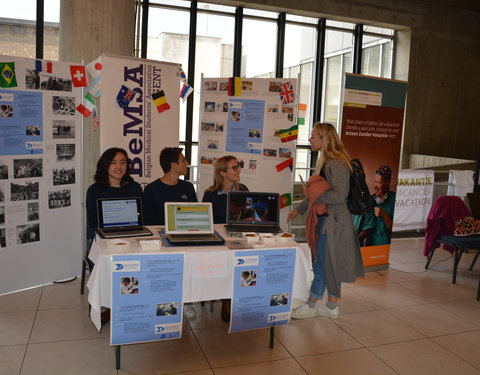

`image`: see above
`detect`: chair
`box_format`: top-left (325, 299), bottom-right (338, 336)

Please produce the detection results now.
top-left (80, 238), bottom-right (93, 295)
top-left (424, 195), bottom-right (480, 284)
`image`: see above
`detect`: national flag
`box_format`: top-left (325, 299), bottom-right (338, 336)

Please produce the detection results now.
top-left (179, 83), bottom-right (193, 102)
top-left (276, 157), bottom-right (294, 172)
top-left (298, 103), bottom-right (307, 125)
top-left (280, 193), bottom-right (292, 208)
top-left (279, 81), bottom-right (295, 104)
top-left (35, 60), bottom-right (53, 73)
top-left (178, 68), bottom-right (187, 82)
top-left (92, 108), bottom-right (99, 132)
top-left (152, 90), bottom-right (171, 113)
top-left (116, 85), bottom-right (136, 108)
top-left (0, 62), bottom-right (18, 88)
top-left (70, 65), bottom-right (88, 87)
top-left (86, 56), bottom-right (103, 78)
top-left (87, 75), bottom-right (101, 97)
top-left (76, 93), bottom-right (95, 117)
top-left (228, 77), bottom-right (242, 96)
top-left (279, 125), bottom-right (298, 143)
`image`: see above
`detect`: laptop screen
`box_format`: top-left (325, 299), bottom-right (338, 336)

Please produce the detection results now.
top-left (165, 202), bottom-right (214, 234)
top-left (227, 191), bottom-right (279, 226)
top-left (97, 198), bottom-right (142, 228)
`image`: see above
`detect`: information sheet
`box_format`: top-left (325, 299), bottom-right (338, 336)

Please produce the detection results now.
top-left (111, 253), bottom-right (184, 345)
top-left (229, 248), bottom-right (296, 333)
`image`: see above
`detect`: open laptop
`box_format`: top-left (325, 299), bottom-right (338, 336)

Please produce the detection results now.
top-left (165, 202), bottom-right (225, 246)
top-left (225, 191), bottom-right (282, 233)
top-left (96, 197), bottom-right (153, 239)
top-left (467, 193), bottom-right (480, 219)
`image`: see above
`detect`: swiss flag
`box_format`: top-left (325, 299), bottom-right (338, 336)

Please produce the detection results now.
top-left (70, 65), bottom-right (87, 87)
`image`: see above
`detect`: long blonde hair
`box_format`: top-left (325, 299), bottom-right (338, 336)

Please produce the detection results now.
top-left (205, 155), bottom-right (242, 193)
top-left (313, 122), bottom-right (352, 174)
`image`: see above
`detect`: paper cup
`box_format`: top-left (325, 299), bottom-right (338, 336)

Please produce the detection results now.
top-left (276, 233), bottom-right (295, 243)
top-left (139, 239), bottom-right (162, 250)
top-left (243, 232), bottom-right (259, 243)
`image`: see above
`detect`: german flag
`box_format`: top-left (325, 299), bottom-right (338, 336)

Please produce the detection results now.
top-left (152, 90), bottom-right (171, 114)
top-left (279, 125), bottom-right (298, 143)
top-left (228, 77), bottom-right (242, 96)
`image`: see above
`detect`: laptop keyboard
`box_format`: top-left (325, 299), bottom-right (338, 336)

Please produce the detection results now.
top-left (225, 225), bottom-right (281, 233)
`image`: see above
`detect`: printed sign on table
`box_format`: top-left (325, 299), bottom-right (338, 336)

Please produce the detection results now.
top-left (111, 253), bottom-right (184, 345)
top-left (229, 248), bottom-right (296, 333)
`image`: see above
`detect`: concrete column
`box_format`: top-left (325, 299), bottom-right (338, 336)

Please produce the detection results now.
top-left (59, 0), bottom-right (136, 200)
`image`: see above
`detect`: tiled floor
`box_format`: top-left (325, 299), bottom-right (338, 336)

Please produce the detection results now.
top-left (1, 237), bottom-right (479, 375)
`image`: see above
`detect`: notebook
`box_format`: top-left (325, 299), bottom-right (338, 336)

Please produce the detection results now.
top-left (467, 193), bottom-right (480, 219)
top-left (164, 202), bottom-right (225, 246)
top-left (225, 191), bottom-right (281, 233)
top-left (96, 197), bottom-right (153, 239)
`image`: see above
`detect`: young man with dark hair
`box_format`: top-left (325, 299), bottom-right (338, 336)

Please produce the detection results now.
top-left (143, 147), bottom-right (197, 225)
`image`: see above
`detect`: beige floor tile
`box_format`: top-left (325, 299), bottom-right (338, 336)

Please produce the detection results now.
top-left (387, 303), bottom-right (478, 337)
top-left (0, 311), bottom-right (36, 346)
top-left (193, 327), bottom-right (291, 368)
top-left (38, 279), bottom-right (90, 310)
top-left (433, 331), bottom-right (480, 369)
top-left (29, 307), bottom-right (109, 343)
top-left (334, 309), bottom-right (424, 347)
top-left (0, 345), bottom-right (26, 375)
top-left (436, 300), bottom-right (480, 327)
top-left (0, 287), bottom-right (42, 313)
top-left (296, 348), bottom-right (397, 375)
top-left (398, 278), bottom-right (477, 303)
top-left (185, 301), bottom-right (229, 330)
top-left (213, 358), bottom-right (307, 375)
top-left (21, 338), bottom-right (117, 375)
top-left (274, 316), bottom-right (362, 356)
top-left (388, 248), bottom-right (427, 264)
top-left (353, 283), bottom-right (429, 308)
top-left (117, 329), bottom-right (210, 375)
top-left (339, 288), bottom-right (381, 314)
top-left (378, 268), bottom-right (423, 283)
top-left (348, 271), bottom-right (391, 288)
top-left (370, 338), bottom-right (480, 375)
top-left (390, 261), bottom-right (452, 279)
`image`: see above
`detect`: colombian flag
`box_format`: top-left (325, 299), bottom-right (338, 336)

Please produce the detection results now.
top-left (279, 125), bottom-right (298, 143)
top-left (152, 90), bottom-right (171, 113)
top-left (228, 77), bottom-right (242, 96)
top-left (0, 62), bottom-right (18, 88)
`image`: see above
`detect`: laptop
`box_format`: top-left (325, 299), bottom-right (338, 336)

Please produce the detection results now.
top-left (164, 202), bottom-right (225, 246)
top-left (467, 193), bottom-right (480, 219)
top-left (96, 197), bottom-right (153, 239)
top-left (225, 191), bottom-right (282, 233)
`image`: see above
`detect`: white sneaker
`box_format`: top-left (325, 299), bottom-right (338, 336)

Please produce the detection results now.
top-left (184, 305), bottom-right (196, 319)
top-left (316, 303), bottom-right (339, 319)
top-left (291, 303), bottom-right (316, 320)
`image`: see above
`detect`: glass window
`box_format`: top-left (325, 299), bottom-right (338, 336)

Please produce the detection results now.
top-left (198, 2), bottom-right (235, 13)
top-left (243, 9), bottom-right (277, 19)
top-left (381, 41), bottom-right (392, 78)
top-left (324, 55), bottom-right (342, 127)
top-left (286, 15), bottom-right (317, 25)
top-left (150, 0), bottom-right (189, 8)
top-left (362, 44), bottom-right (381, 76)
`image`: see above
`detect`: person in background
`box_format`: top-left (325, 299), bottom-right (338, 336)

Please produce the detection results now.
top-left (287, 122), bottom-right (364, 320)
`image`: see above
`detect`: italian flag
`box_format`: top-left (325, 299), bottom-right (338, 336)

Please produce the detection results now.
top-left (76, 93), bottom-right (95, 117)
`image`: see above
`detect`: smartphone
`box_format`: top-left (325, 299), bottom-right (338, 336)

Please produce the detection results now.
top-left (299, 174), bottom-right (305, 186)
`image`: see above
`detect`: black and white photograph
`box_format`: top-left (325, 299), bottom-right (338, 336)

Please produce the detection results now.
top-left (52, 96), bottom-right (76, 116)
top-left (16, 223), bottom-right (40, 244)
top-left (11, 181), bottom-right (39, 201)
top-left (14, 159), bottom-right (43, 178)
top-left (27, 202), bottom-right (39, 221)
top-left (53, 167), bottom-right (75, 185)
top-left (0, 205), bottom-right (4, 224)
top-left (25, 125), bottom-right (41, 136)
top-left (270, 293), bottom-right (289, 306)
top-left (248, 129), bottom-right (261, 138)
top-left (156, 302), bottom-right (178, 316)
top-left (52, 119), bottom-right (76, 139)
top-left (201, 122), bottom-right (214, 132)
top-left (204, 101), bottom-right (215, 112)
top-left (48, 189), bottom-right (71, 209)
top-left (0, 228), bottom-right (5, 248)
top-left (0, 161), bottom-right (8, 179)
top-left (25, 70), bottom-right (73, 91)
top-left (0, 183), bottom-right (4, 202)
top-left (56, 144), bottom-right (75, 161)
top-left (0, 104), bottom-right (13, 118)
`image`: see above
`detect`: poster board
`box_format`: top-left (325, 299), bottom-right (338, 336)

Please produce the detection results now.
top-left (198, 78), bottom-right (298, 230)
top-left (0, 55), bottom-right (83, 294)
top-left (99, 55), bottom-right (181, 186)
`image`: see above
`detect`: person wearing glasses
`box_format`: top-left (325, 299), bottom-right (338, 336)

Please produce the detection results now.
top-left (202, 155), bottom-right (249, 224)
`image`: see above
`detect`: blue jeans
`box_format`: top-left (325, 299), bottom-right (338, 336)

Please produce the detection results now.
top-left (309, 215), bottom-right (341, 300)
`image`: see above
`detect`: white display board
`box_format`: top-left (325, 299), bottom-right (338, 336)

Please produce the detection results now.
top-left (99, 55), bottom-right (181, 186)
top-left (198, 77), bottom-right (298, 231)
top-left (0, 55), bottom-right (83, 294)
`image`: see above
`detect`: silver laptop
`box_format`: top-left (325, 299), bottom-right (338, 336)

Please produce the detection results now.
top-left (165, 202), bottom-right (225, 246)
top-left (96, 197), bottom-right (152, 239)
top-left (225, 191), bottom-right (281, 233)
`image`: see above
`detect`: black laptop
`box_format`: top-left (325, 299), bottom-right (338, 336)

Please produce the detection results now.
top-left (96, 197), bottom-right (152, 239)
top-left (225, 191), bottom-right (281, 233)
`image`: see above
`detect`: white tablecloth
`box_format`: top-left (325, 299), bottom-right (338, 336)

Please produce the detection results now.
top-left (87, 225), bottom-right (311, 331)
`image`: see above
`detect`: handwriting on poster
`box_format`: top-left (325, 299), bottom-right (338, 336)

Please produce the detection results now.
top-left (344, 119), bottom-right (400, 139)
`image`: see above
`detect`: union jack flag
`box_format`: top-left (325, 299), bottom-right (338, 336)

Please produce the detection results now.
top-left (279, 81), bottom-right (295, 104)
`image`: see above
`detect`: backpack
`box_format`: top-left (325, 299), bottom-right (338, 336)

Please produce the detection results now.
top-left (347, 159), bottom-right (371, 215)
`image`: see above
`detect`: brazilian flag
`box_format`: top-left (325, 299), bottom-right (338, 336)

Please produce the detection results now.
top-left (0, 62), bottom-right (18, 88)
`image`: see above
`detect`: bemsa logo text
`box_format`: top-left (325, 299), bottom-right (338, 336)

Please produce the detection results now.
top-left (112, 260), bottom-right (140, 272)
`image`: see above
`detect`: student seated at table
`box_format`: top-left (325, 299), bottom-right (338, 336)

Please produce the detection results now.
top-left (86, 147), bottom-right (143, 261)
top-left (202, 155), bottom-right (248, 223)
top-left (143, 147), bottom-right (197, 226)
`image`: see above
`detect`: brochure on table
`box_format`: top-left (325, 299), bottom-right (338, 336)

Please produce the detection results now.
top-left (229, 248), bottom-right (296, 333)
top-left (111, 253), bottom-right (184, 345)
